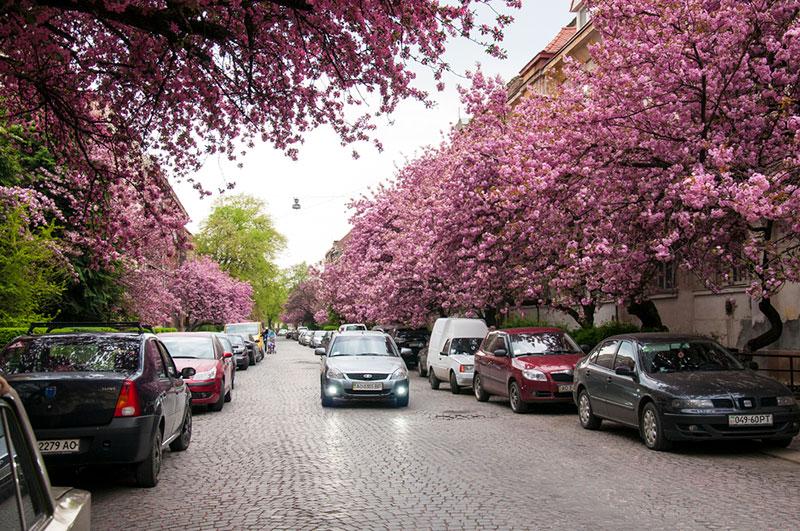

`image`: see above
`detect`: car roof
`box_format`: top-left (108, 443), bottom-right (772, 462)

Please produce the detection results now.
top-left (336, 331), bottom-right (385, 337)
top-left (604, 332), bottom-right (715, 343)
top-left (16, 332), bottom-right (149, 341)
top-left (498, 327), bottom-right (564, 334)
top-left (159, 332), bottom-right (217, 338)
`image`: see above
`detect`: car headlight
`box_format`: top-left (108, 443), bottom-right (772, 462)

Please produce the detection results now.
top-left (390, 367), bottom-right (408, 380)
top-left (522, 369), bottom-right (547, 381)
top-left (672, 399), bottom-right (714, 409)
top-left (194, 367), bottom-right (217, 380)
top-left (777, 396), bottom-right (797, 407)
top-left (326, 367), bottom-right (344, 379)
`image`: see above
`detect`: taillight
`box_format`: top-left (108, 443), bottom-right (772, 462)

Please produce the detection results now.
top-left (114, 380), bottom-right (142, 417)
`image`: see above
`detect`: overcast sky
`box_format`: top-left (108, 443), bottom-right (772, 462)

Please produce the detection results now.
top-left (172, 2), bottom-right (573, 269)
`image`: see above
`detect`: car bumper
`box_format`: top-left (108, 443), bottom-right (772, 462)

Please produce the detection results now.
top-left (34, 415), bottom-right (158, 466)
top-left (454, 372), bottom-right (474, 387)
top-left (235, 354), bottom-right (248, 367)
top-left (662, 410), bottom-right (800, 441)
top-left (187, 379), bottom-right (223, 405)
top-left (323, 378), bottom-right (409, 402)
top-left (519, 379), bottom-right (575, 403)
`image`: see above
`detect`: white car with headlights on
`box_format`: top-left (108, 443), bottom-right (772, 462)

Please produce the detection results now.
top-left (317, 331), bottom-right (410, 407)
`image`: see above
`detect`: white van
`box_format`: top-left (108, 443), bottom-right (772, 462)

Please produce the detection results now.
top-left (424, 318), bottom-right (488, 393)
top-left (338, 323), bottom-right (367, 332)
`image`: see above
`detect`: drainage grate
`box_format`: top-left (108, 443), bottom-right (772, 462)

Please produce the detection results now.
top-left (433, 410), bottom-right (492, 421)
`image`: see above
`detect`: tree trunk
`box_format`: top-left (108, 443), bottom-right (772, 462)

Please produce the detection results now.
top-left (581, 303), bottom-right (595, 329)
top-left (746, 298), bottom-right (782, 353)
top-left (483, 307), bottom-right (497, 328)
top-left (626, 299), bottom-right (666, 330)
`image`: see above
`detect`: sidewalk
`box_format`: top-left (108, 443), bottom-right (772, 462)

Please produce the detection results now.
top-left (761, 437), bottom-right (800, 465)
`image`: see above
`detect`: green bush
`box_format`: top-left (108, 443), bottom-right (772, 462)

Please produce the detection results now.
top-left (0, 327), bottom-right (26, 348)
top-left (154, 327), bottom-right (177, 334)
top-left (501, 315), bottom-right (556, 329)
top-left (570, 322), bottom-right (640, 349)
top-left (322, 325), bottom-right (338, 331)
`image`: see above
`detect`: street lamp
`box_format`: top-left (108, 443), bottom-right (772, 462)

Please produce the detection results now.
top-left (292, 198), bottom-right (301, 210)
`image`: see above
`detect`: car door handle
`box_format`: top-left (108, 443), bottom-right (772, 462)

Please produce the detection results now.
top-left (606, 376), bottom-right (613, 383)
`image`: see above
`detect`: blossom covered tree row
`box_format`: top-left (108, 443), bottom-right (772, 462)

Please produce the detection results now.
top-left (319, 0), bottom-right (800, 351)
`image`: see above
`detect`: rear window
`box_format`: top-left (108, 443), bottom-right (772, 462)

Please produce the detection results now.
top-left (225, 324), bottom-right (259, 336)
top-left (0, 336), bottom-right (141, 375)
top-left (161, 337), bottom-right (216, 360)
top-left (449, 338), bottom-right (482, 356)
top-left (227, 335), bottom-right (245, 347)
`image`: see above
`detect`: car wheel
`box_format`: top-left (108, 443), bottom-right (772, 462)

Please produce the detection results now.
top-left (640, 402), bottom-right (672, 451)
top-left (395, 395), bottom-right (409, 408)
top-left (249, 352), bottom-right (255, 365)
top-left (508, 381), bottom-right (529, 413)
top-left (169, 407), bottom-right (192, 452)
top-left (449, 372), bottom-right (460, 394)
top-left (418, 362), bottom-right (427, 377)
top-left (578, 390), bottom-right (602, 430)
top-left (210, 383), bottom-right (225, 412)
top-left (763, 437), bottom-right (793, 448)
top-left (134, 428), bottom-right (162, 488)
top-left (473, 373), bottom-right (490, 402)
top-left (240, 359), bottom-right (249, 371)
top-left (428, 368), bottom-right (440, 390)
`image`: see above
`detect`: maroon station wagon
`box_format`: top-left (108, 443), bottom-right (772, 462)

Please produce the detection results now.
top-left (473, 327), bottom-right (584, 413)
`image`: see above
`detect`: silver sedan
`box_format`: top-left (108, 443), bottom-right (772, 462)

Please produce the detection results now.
top-left (317, 331), bottom-right (410, 407)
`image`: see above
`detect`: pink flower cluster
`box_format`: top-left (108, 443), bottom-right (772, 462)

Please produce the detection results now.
top-left (321, 0), bottom-right (800, 325)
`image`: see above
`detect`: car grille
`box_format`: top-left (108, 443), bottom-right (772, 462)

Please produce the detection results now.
top-left (711, 399), bottom-right (734, 408)
top-left (550, 372), bottom-right (574, 382)
top-left (346, 373), bottom-right (389, 380)
top-left (760, 397), bottom-right (777, 407)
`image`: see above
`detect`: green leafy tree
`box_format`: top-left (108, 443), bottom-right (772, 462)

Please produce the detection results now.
top-left (196, 194), bottom-right (286, 326)
top-left (0, 208), bottom-right (67, 324)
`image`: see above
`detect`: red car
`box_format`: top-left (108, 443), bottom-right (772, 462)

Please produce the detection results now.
top-left (473, 327), bottom-right (584, 413)
top-left (160, 332), bottom-right (235, 411)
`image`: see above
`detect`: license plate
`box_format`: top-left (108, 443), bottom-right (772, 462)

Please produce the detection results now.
top-left (728, 414), bottom-right (773, 427)
top-left (38, 439), bottom-right (80, 454)
top-left (352, 381), bottom-right (382, 391)
top-left (558, 384), bottom-right (574, 393)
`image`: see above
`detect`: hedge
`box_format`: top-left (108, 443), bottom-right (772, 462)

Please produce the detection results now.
top-left (570, 322), bottom-right (639, 349)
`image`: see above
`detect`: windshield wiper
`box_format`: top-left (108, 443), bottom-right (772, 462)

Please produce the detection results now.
top-left (170, 356), bottom-right (197, 359)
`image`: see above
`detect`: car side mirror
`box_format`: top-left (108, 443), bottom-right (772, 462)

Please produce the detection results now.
top-left (440, 350), bottom-right (449, 356)
top-left (223, 352), bottom-right (233, 359)
top-left (748, 361), bottom-right (758, 370)
top-left (580, 344), bottom-right (591, 354)
top-left (614, 366), bottom-right (636, 377)
top-left (180, 367), bottom-right (196, 379)
top-left (400, 348), bottom-right (412, 356)
top-left (314, 348), bottom-right (326, 356)
top-left (493, 349), bottom-right (507, 357)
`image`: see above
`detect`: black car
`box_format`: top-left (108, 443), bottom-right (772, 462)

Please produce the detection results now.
top-left (391, 328), bottom-right (430, 368)
top-left (574, 333), bottom-right (800, 451)
top-left (0, 323), bottom-right (196, 487)
top-left (227, 334), bottom-right (250, 370)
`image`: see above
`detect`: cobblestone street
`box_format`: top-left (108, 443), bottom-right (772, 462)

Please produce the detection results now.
top-left (82, 339), bottom-right (800, 530)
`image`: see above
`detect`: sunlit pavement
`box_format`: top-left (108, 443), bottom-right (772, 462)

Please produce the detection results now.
top-left (75, 338), bottom-right (800, 530)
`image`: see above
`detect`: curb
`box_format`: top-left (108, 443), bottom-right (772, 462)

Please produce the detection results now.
top-left (761, 447), bottom-right (800, 465)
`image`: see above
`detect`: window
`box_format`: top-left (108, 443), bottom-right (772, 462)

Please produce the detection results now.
top-left (146, 340), bottom-right (167, 379)
top-left (593, 341), bottom-right (620, 369)
top-left (157, 342), bottom-right (178, 379)
top-left (160, 337), bottom-right (215, 360)
top-left (487, 335), bottom-right (508, 355)
top-left (441, 339), bottom-right (451, 356)
top-left (1, 405), bottom-right (49, 530)
top-left (479, 333), bottom-right (496, 353)
top-left (613, 341), bottom-right (637, 371)
top-left (655, 261), bottom-right (677, 291)
top-left (1, 336), bottom-right (140, 376)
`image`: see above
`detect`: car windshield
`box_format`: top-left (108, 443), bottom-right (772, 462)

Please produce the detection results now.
top-left (161, 337), bottom-right (215, 360)
top-left (450, 338), bottom-right (482, 356)
top-left (641, 340), bottom-right (743, 373)
top-left (225, 324), bottom-right (258, 336)
top-left (0, 336), bottom-right (140, 375)
top-left (328, 336), bottom-right (398, 357)
top-left (509, 332), bottom-right (581, 357)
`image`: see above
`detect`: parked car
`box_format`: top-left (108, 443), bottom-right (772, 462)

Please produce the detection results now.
top-left (574, 333), bottom-right (800, 451)
top-left (426, 319), bottom-right (488, 394)
top-left (298, 330), bottom-right (313, 346)
top-left (420, 318), bottom-right (483, 377)
top-left (320, 331), bottom-right (335, 350)
top-left (278, 328), bottom-right (288, 336)
top-left (226, 334), bottom-right (249, 371)
top-left (0, 325), bottom-right (195, 487)
top-left (317, 331), bottom-right (411, 408)
top-left (1, 376), bottom-right (92, 528)
top-left (224, 322), bottom-right (264, 362)
top-left (310, 330), bottom-right (327, 349)
top-left (392, 328), bottom-right (430, 368)
top-left (213, 333), bottom-right (238, 379)
top-left (160, 332), bottom-right (234, 412)
top-left (290, 326), bottom-right (308, 341)
top-left (473, 327), bottom-right (584, 413)
top-left (338, 323), bottom-right (367, 332)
